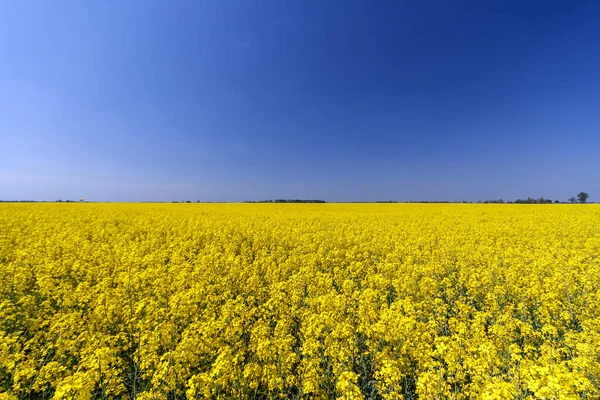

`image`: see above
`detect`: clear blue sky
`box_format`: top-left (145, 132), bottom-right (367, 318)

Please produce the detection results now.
top-left (1, 1), bottom-right (599, 202)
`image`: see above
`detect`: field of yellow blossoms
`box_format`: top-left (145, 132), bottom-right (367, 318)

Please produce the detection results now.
top-left (1, 203), bottom-right (599, 399)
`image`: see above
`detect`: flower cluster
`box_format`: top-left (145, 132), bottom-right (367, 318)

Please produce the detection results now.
top-left (1, 203), bottom-right (599, 399)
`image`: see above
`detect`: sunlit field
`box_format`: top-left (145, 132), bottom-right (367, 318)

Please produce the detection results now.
top-left (1, 203), bottom-right (599, 399)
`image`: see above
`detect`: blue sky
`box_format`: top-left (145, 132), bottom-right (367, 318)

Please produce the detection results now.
top-left (1, 0), bottom-right (599, 202)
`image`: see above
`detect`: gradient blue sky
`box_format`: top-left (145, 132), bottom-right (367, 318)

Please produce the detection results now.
top-left (1, 1), bottom-right (599, 202)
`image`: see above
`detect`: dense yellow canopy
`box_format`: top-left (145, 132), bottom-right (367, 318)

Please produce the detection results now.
top-left (1, 203), bottom-right (599, 399)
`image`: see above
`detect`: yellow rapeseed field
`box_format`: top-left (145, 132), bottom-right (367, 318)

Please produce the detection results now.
top-left (1, 203), bottom-right (599, 399)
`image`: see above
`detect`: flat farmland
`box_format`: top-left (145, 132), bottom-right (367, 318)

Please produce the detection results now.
top-left (1, 204), bottom-right (599, 399)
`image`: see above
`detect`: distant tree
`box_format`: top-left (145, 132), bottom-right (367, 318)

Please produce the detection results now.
top-left (483, 199), bottom-right (504, 204)
top-left (250, 199), bottom-right (327, 203)
top-left (577, 192), bottom-right (589, 203)
top-left (554, 200), bottom-right (560, 204)
top-left (568, 197), bottom-right (577, 204)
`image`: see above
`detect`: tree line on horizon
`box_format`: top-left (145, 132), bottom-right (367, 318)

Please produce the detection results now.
top-left (482, 192), bottom-right (590, 204)
top-left (244, 199), bottom-right (327, 203)
top-left (0, 193), bottom-right (591, 204)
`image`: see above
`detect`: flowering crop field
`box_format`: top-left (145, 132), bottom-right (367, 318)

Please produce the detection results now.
top-left (1, 203), bottom-right (599, 399)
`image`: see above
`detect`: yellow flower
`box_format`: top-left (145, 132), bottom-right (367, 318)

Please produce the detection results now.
top-left (0, 203), bottom-right (599, 398)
